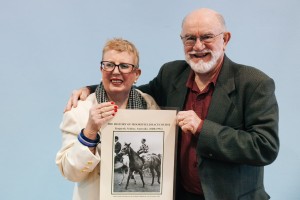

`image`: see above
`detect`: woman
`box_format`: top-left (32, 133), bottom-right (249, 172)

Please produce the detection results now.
top-left (56, 38), bottom-right (159, 200)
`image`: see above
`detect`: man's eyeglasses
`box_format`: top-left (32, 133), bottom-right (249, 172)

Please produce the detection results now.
top-left (100, 61), bottom-right (137, 74)
top-left (180, 32), bottom-right (224, 46)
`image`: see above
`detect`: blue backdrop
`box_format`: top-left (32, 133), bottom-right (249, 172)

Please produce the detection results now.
top-left (1, 0), bottom-right (299, 199)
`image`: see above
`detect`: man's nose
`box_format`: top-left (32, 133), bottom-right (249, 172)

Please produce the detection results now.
top-left (193, 38), bottom-right (206, 50)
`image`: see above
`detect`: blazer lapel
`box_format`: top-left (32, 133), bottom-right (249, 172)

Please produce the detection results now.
top-left (167, 67), bottom-right (190, 110)
top-left (207, 56), bottom-right (236, 125)
top-left (198, 56), bottom-right (236, 166)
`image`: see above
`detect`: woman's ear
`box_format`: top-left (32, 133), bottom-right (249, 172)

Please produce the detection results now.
top-left (135, 68), bottom-right (141, 82)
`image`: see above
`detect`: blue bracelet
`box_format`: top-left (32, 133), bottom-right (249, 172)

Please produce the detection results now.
top-left (78, 129), bottom-right (100, 147)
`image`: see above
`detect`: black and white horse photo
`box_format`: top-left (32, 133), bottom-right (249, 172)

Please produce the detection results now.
top-left (119, 143), bottom-right (161, 190)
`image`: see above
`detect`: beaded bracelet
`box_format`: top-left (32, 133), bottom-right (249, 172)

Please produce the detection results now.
top-left (78, 129), bottom-right (100, 147)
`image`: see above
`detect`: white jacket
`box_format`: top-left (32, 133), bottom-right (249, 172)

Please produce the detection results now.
top-left (56, 90), bottom-right (159, 200)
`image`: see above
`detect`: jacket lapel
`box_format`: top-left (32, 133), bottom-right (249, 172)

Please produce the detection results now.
top-left (167, 67), bottom-right (190, 110)
top-left (207, 56), bottom-right (236, 125)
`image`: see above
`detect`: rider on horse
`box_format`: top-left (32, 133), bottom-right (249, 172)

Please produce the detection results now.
top-left (137, 138), bottom-right (149, 164)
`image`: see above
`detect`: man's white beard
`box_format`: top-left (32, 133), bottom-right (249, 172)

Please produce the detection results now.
top-left (186, 50), bottom-right (223, 74)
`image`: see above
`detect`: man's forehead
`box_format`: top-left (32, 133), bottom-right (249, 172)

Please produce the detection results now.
top-left (182, 16), bottom-right (222, 35)
top-left (182, 24), bottom-right (218, 36)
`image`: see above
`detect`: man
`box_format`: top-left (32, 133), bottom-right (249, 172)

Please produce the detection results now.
top-left (137, 138), bottom-right (149, 155)
top-left (65, 8), bottom-right (279, 200)
top-left (114, 136), bottom-right (123, 172)
top-left (114, 136), bottom-right (121, 154)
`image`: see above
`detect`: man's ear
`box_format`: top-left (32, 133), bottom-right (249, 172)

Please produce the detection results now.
top-left (222, 32), bottom-right (231, 51)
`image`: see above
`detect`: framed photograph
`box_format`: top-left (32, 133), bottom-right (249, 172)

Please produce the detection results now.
top-left (99, 109), bottom-right (177, 200)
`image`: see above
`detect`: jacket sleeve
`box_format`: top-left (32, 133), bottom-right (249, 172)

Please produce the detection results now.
top-left (87, 85), bottom-right (98, 93)
top-left (197, 75), bottom-right (279, 166)
top-left (55, 109), bottom-right (100, 182)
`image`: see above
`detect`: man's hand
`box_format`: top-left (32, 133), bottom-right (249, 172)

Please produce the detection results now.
top-left (176, 110), bottom-right (202, 134)
top-left (64, 87), bottom-right (91, 112)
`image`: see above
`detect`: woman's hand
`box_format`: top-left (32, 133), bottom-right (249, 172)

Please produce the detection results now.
top-left (84, 101), bottom-right (118, 140)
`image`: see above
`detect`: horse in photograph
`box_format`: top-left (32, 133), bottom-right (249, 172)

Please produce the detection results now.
top-left (114, 153), bottom-right (136, 185)
top-left (120, 143), bottom-right (161, 189)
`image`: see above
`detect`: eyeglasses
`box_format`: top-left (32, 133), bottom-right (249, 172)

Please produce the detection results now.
top-left (100, 61), bottom-right (137, 74)
top-left (180, 32), bottom-right (224, 46)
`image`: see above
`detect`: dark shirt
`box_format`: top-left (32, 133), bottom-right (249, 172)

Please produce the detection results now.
top-left (115, 141), bottom-right (121, 154)
top-left (179, 70), bottom-right (219, 195)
